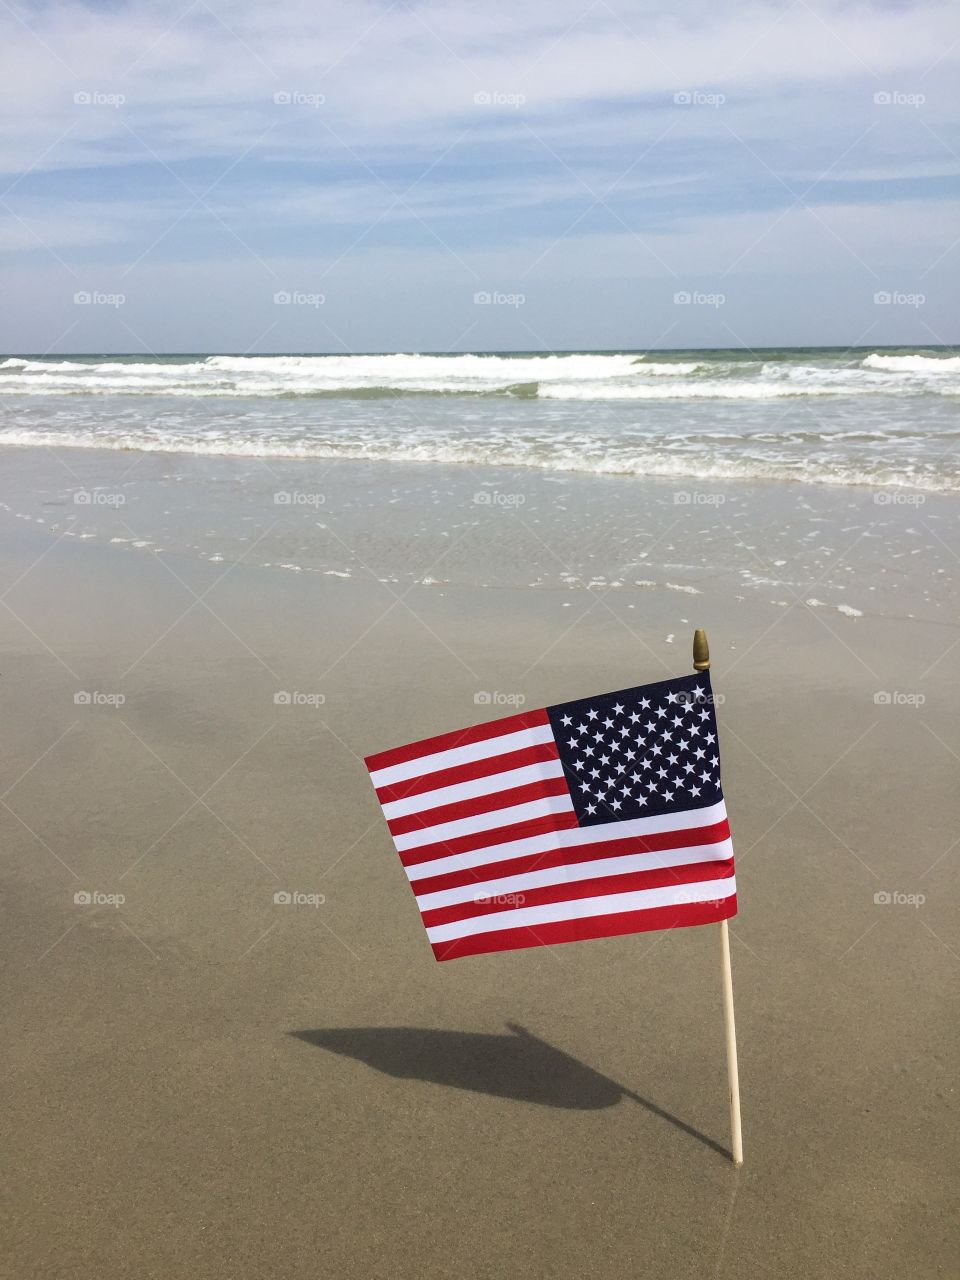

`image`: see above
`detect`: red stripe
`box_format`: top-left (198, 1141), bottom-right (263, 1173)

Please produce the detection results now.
top-left (431, 895), bottom-right (738, 961)
top-left (365, 708), bottom-right (551, 773)
top-left (386, 777), bottom-right (570, 837)
top-left (419, 860), bottom-right (734, 928)
top-left (398, 810), bottom-right (580, 868)
top-left (407, 818), bottom-right (731, 893)
top-left (374, 741), bottom-right (560, 805)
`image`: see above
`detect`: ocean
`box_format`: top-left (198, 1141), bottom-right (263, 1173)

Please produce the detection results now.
top-left (2, 347), bottom-right (959, 492)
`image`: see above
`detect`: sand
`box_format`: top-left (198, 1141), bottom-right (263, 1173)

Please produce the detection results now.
top-left (1, 477), bottom-right (958, 1279)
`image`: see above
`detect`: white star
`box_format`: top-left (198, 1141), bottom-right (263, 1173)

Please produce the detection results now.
top-left (655, 705), bottom-right (667, 718)
top-left (639, 697), bottom-right (650, 710)
top-left (590, 767), bottom-right (600, 779)
top-left (645, 720), bottom-right (657, 733)
top-left (667, 752), bottom-right (678, 765)
top-left (577, 723), bottom-right (588, 735)
top-left (613, 702), bottom-right (624, 715)
top-left (620, 784), bottom-right (631, 797)
top-left (666, 691), bottom-right (678, 704)
top-left (580, 780), bottom-right (592, 791)
top-left (586, 803), bottom-right (597, 815)
top-left (587, 708), bottom-right (598, 720)
top-left (611, 798), bottom-right (622, 811)
top-left (567, 737), bottom-right (578, 748)
top-left (705, 732), bottom-right (716, 745)
top-left (671, 715), bottom-right (684, 729)
top-left (683, 762), bottom-right (695, 775)
top-left (661, 730), bottom-right (673, 742)
top-left (692, 685), bottom-right (704, 698)
top-left (629, 711), bottom-right (642, 724)
top-left (636, 794), bottom-right (648, 806)
top-left (699, 708), bottom-right (710, 721)
top-left (603, 717), bottom-right (615, 730)
top-left (700, 770), bottom-right (712, 782)
top-left (688, 724), bottom-right (701, 737)
top-left (600, 754), bottom-right (610, 766)
top-left (690, 785), bottom-right (702, 797)
top-left (630, 772), bottom-right (642, 784)
top-left (657, 766), bottom-right (669, 779)
top-left (560, 714), bottom-right (573, 727)
top-left (625, 749), bottom-right (636, 761)
top-left (663, 789), bottom-right (674, 801)
top-left (593, 731), bottom-right (605, 743)
top-left (584, 745), bottom-right (594, 758)
top-left (651, 743), bottom-right (663, 757)
top-left (676, 738), bottom-right (689, 751)
top-left (694, 747), bottom-right (706, 760)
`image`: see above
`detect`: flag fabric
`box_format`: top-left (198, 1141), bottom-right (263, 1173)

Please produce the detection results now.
top-left (364, 672), bottom-right (736, 962)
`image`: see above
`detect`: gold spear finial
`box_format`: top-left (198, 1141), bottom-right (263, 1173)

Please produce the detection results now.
top-left (693, 628), bottom-right (710, 672)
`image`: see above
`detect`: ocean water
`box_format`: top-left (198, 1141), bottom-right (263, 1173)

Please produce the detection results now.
top-left (2, 347), bottom-right (960, 492)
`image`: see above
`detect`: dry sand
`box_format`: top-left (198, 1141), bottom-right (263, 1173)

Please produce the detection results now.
top-left (1, 510), bottom-right (957, 1279)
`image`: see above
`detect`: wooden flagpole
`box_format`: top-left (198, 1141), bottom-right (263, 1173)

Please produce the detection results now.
top-left (693, 628), bottom-right (744, 1167)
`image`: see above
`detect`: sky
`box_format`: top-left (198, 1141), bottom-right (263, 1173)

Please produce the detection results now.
top-left (1, 0), bottom-right (958, 353)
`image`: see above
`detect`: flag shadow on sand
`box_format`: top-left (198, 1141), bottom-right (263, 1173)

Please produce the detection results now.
top-left (290, 1022), bottom-right (728, 1158)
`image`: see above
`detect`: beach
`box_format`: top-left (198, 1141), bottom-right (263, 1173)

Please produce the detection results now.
top-left (2, 393), bottom-right (958, 1278)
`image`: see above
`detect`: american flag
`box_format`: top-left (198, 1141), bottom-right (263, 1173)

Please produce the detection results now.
top-left (365, 672), bottom-right (736, 961)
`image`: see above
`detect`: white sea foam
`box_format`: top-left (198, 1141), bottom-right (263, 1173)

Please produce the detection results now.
top-left (863, 353), bottom-right (960, 373)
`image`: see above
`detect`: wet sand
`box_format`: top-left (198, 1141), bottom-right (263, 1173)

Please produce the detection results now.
top-left (1, 477), bottom-right (958, 1279)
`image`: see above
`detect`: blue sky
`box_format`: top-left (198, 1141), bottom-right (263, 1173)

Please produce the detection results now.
top-left (1, 0), bottom-right (958, 352)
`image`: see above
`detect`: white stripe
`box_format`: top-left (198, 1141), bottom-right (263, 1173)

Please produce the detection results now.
top-left (425, 876), bottom-right (737, 943)
top-left (370, 723), bottom-right (555, 789)
top-left (382, 759), bottom-right (565, 820)
top-left (414, 838), bottom-right (734, 910)
top-left (405, 798), bottom-right (727, 881)
top-left (392, 794), bottom-right (575, 853)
